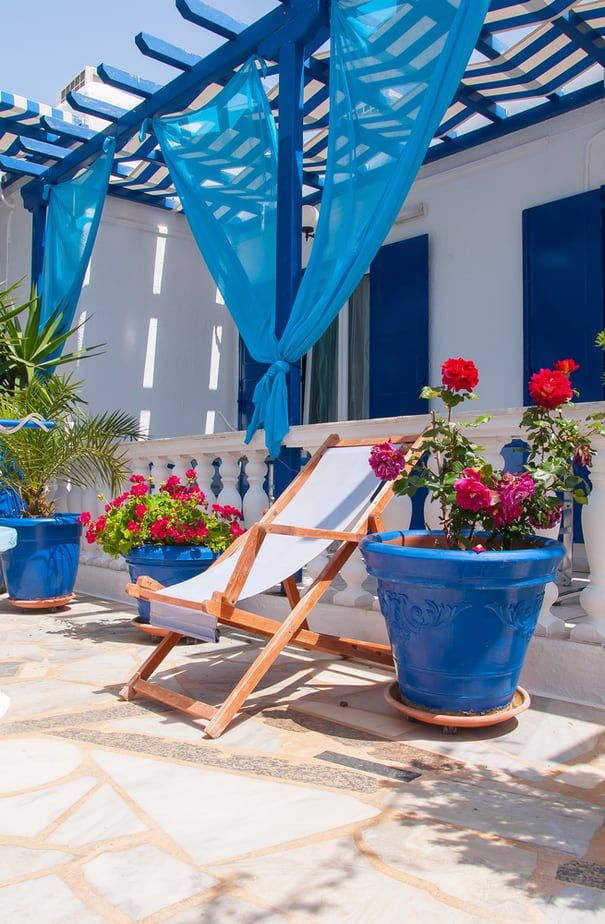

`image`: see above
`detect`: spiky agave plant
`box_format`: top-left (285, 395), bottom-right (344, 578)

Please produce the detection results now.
top-left (0, 375), bottom-right (141, 517)
top-left (0, 280), bottom-right (103, 391)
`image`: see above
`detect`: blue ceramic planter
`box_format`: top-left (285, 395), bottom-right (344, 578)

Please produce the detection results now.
top-left (361, 530), bottom-right (564, 714)
top-left (0, 514), bottom-right (82, 601)
top-left (125, 545), bottom-right (216, 623)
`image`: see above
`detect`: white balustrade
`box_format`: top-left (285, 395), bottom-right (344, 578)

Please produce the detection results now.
top-left (71, 402), bottom-right (605, 660)
top-left (574, 434), bottom-right (605, 642)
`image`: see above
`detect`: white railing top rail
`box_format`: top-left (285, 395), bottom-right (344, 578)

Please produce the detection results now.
top-left (118, 401), bottom-right (605, 458)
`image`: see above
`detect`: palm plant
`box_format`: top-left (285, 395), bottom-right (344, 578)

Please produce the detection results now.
top-left (0, 281), bottom-right (103, 391)
top-left (0, 375), bottom-right (141, 517)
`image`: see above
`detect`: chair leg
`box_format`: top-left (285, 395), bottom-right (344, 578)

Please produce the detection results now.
top-left (205, 604), bottom-right (318, 738)
top-left (119, 631), bottom-right (182, 701)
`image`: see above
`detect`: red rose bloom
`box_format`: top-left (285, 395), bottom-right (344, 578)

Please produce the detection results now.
top-left (554, 358), bottom-right (580, 376)
top-left (528, 368), bottom-right (572, 409)
top-left (453, 474), bottom-right (492, 512)
top-left (185, 468), bottom-right (197, 480)
top-left (369, 442), bottom-right (406, 481)
top-left (441, 357), bottom-right (479, 393)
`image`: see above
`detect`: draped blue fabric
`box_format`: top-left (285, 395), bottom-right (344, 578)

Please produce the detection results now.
top-left (154, 62), bottom-right (278, 360)
top-left (40, 139), bottom-right (115, 336)
top-left (153, 1), bottom-right (489, 456)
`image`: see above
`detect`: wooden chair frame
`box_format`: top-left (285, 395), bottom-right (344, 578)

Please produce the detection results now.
top-left (120, 432), bottom-right (424, 738)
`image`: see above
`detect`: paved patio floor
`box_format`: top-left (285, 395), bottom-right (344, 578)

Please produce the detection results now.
top-left (0, 594), bottom-right (604, 923)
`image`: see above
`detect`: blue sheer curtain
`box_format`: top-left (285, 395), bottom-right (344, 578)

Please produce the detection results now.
top-left (154, 61), bottom-right (278, 361)
top-left (153, 1), bottom-right (489, 455)
top-left (40, 138), bottom-right (115, 336)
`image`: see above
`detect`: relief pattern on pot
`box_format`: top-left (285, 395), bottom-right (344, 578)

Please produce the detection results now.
top-left (377, 590), bottom-right (471, 641)
top-left (485, 593), bottom-right (545, 640)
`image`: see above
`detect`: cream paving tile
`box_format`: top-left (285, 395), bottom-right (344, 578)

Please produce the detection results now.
top-left (0, 738), bottom-right (82, 794)
top-left (291, 685), bottom-right (408, 739)
top-left (49, 782), bottom-right (148, 846)
top-left (216, 836), bottom-right (484, 923)
top-left (166, 895), bottom-right (288, 923)
top-left (535, 886), bottom-right (605, 922)
top-left (0, 874), bottom-right (103, 924)
top-left (362, 818), bottom-right (537, 921)
top-left (386, 777), bottom-right (605, 857)
top-left (83, 844), bottom-right (214, 920)
top-left (1, 678), bottom-right (114, 720)
top-left (208, 718), bottom-right (282, 753)
top-left (92, 750), bottom-right (378, 865)
top-left (0, 776), bottom-right (97, 837)
top-left (555, 763), bottom-right (605, 790)
top-left (103, 713), bottom-right (205, 743)
top-left (0, 845), bottom-right (72, 884)
top-left (57, 651), bottom-right (140, 685)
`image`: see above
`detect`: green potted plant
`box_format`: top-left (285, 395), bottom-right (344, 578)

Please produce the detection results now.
top-left (0, 374), bottom-right (140, 607)
top-left (361, 357), bottom-right (603, 726)
top-left (82, 471), bottom-right (244, 627)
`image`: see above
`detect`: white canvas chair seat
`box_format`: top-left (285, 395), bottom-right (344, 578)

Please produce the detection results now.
top-left (122, 432), bottom-right (424, 738)
top-left (151, 444), bottom-right (382, 638)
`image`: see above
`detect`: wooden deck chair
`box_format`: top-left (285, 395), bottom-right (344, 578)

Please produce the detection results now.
top-left (121, 432), bottom-right (424, 738)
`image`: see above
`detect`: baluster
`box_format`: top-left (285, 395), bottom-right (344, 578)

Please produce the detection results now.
top-left (574, 435), bottom-right (605, 642)
top-left (534, 519), bottom-right (566, 638)
top-left (169, 454), bottom-right (191, 485)
top-left (423, 454), bottom-right (442, 530)
top-left (479, 437), bottom-right (505, 472)
top-left (332, 550), bottom-right (375, 608)
top-left (217, 452), bottom-right (244, 510)
top-left (194, 453), bottom-right (218, 506)
top-left (242, 452), bottom-right (269, 526)
top-left (303, 549), bottom-right (334, 602)
top-left (381, 494), bottom-right (412, 533)
top-left (150, 456), bottom-right (171, 491)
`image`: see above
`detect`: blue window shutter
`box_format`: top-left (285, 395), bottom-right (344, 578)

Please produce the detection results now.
top-left (238, 339), bottom-right (266, 431)
top-left (523, 190), bottom-right (605, 403)
top-left (523, 190), bottom-right (605, 543)
top-left (369, 234), bottom-right (429, 418)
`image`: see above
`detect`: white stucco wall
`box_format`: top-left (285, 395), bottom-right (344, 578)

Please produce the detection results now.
top-left (0, 191), bottom-right (239, 438)
top-left (3, 97), bottom-right (605, 432)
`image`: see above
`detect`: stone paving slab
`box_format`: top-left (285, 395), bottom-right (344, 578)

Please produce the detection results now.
top-left (92, 748), bottom-right (379, 865)
top-left (83, 844), bottom-right (215, 920)
top-left (0, 594), bottom-right (604, 923)
top-left (386, 777), bottom-right (605, 856)
top-left (0, 874), bottom-right (104, 924)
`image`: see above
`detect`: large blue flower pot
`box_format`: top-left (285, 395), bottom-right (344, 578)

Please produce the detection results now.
top-left (360, 530), bottom-right (564, 714)
top-left (125, 545), bottom-right (217, 623)
top-left (0, 514), bottom-right (82, 602)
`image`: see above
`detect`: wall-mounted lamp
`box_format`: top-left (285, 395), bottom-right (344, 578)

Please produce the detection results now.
top-left (302, 204), bottom-right (319, 241)
top-left (394, 202), bottom-right (426, 226)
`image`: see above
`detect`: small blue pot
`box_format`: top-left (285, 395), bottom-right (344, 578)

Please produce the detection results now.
top-left (0, 514), bottom-right (82, 601)
top-left (360, 530), bottom-right (564, 713)
top-left (125, 544), bottom-right (217, 623)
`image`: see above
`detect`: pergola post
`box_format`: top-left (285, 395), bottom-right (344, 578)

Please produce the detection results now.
top-left (24, 193), bottom-right (47, 302)
top-left (275, 38), bottom-right (305, 427)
